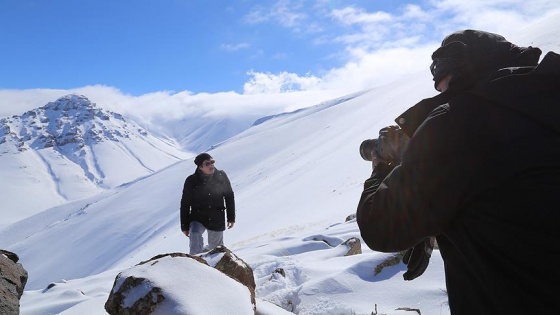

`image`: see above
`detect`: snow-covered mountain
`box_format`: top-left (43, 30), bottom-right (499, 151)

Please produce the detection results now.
top-left (0, 94), bottom-right (189, 225)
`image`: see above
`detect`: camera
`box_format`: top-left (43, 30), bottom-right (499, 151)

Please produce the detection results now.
top-left (360, 126), bottom-right (409, 162)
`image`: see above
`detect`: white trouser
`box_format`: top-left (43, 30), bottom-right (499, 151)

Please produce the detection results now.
top-left (189, 221), bottom-right (224, 255)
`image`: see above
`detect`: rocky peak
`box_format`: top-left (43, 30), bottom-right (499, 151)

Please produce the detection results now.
top-left (0, 94), bottom-right (150, 156)
top-left (39, 94), bottom-right (98, 112)
top-left (24, 94), bottom-right (117, 123)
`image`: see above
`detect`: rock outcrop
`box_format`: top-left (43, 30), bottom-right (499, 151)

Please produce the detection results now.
top-left (0, 250), bottom-right (28, 315)
top-left (342, 237), bottom-right (362, 256)
top-left (105, 248), bottom-right (256, 315)
top-left (202, 246), bottom-right (256, 306)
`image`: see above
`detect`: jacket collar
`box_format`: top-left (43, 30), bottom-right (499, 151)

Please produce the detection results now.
top-left (395, 90), bottom-right (453, 138)
top-left (194, 168), bottom-right (220, 179)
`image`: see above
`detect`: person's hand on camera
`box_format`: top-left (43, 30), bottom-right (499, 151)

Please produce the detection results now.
top-left (370, 149), bottom-right (388, 169)
top-left (378, 125), bottom-right (410, 162)
top-left (372, 125), bottom-right (407, 170)
top-left (402, 237), bottom-right (435, 281)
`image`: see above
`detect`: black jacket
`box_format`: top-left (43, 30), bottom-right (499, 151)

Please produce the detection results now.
top-left (357, 52), bottom-right (560, 314)
top-left (180, 169), bottom-right (235, 231)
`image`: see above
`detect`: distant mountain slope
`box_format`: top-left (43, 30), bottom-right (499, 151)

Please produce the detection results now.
top-left (0, 94), bottom-right (189, 225)
top-left (170, 115), bottom-right (257, 153)
top-left (252, 90), bottom-right (371, 127)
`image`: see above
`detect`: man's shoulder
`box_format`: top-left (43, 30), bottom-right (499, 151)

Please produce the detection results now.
top-left (185, 172), bottom-right (198, 183)
top-left (488, 51), bottom-right (560, 86)
top-left (470, 51), bottom-right (560, 101)
top-left (535, 51), bottom-right (560, 74)
top-left (214, 170), bottom-right (229, 178)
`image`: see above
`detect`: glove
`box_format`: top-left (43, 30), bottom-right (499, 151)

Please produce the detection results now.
top-left (377, 125), bottom-right (409, 162)
top-left (402, 237), bottom-right (435, 281)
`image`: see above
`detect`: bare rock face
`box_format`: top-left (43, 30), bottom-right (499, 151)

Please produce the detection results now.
top-left (342, 237), bottom-right (362, 256)
top-left (105, 276), bottom-right (164, 315)
top-left (345, 213), bottom-right (356, 222)
top-left (105, 251), bottom-right (256, 315)
top-left (0, 250), bottom-right (28, 315)
top-left (202, 246), bottom-right (256, 307)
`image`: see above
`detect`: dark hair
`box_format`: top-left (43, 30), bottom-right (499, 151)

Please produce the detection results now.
top-left (194, 153), bottom-right (213, 166)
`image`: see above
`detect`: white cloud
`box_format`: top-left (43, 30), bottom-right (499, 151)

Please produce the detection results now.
top-left (402, 4), bottom-right (431, 20)
top-left (241, 44), bottom-right (436, 95)
top-left (426, 0), bottom-right (560, 37)
top-left (316, 45), bottom-right (436, 92)
top-left (331, 7), bottom-right (392, 26)
top-left (244, 0), bottom-right (307, 28)
top-left (0, 89), bottom-right (69, 117)
top-left (243, 70), bottom-right (323, 94)
top-left (220, 42), bottom-right (250, 51)
top-left (270, 0), bottom-right (307, 28)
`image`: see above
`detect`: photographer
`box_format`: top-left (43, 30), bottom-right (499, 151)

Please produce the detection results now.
top-left (356, 30), bottom-right (560, 314)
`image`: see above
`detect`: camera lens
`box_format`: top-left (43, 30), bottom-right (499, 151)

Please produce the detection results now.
top-left (359, 139), bottom-right (377, 161)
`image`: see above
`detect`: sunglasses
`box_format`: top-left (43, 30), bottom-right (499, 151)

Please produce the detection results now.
top-left (203, 160), bottom-right (215, 167)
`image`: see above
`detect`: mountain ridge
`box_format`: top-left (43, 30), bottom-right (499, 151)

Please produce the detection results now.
top-left (0, 94), bottom-right (189, 225)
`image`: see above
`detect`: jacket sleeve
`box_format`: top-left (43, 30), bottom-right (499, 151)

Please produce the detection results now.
top-left (221, 171), bottom-right (236, 223)
top-left (356, 103), bottom-right (480, 252)
top-left (180, 177), bottom-right (193, 231)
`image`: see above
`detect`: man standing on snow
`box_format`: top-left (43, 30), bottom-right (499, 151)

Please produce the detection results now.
top-left (180, 153), bottom-right (235, 254)
top-left (356, 30), bottom-right (560, 314)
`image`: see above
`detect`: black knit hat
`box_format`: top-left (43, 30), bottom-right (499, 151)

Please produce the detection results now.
top-left (194, 153), bottom-right (213, 166)
top-left (430, 30), bottom-right (541, 90)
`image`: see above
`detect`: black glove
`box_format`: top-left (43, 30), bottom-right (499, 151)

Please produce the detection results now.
top-left (402, 237), bottom-right (435, 281)
top-left (377, 126), bottom-right (409, 163)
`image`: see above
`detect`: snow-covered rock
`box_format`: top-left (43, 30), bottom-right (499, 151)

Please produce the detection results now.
top-left (105, 252), bottom-right (255, 315)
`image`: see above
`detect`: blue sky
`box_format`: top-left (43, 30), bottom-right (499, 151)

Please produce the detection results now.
top-left (1, 0), bottom-right (559, 118)
top-left (2, 0), bottom-right (425, 95)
